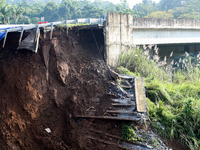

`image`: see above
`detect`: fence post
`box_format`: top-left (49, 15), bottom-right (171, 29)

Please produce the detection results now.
top-left (35, 25), bottom-right (39, 42)
top-left (19, 27), bottom-right (24, 45)
top-left (35, 29), bottom-right (40, 53)
top-left (100, 18), bottom-right (103, 25)
top-left (44, 27), bottom-right (47, 39)
top-left (3, 30), bottom-right (8, 48)
top-left (65, 20), bottom-right (68, 37)
top-left (88, 18), bottom-right (91, 24)
top-left (50, 23), bottom-right (54, 40)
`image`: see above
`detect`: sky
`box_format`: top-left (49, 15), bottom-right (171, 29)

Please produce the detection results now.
top-left (94, 0), bottom-right (161, 8)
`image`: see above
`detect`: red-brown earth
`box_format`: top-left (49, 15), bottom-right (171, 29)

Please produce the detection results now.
top-left (0, 27), bottom-right (188, 150)
top-left (0, 28), bottom-right (125, 150)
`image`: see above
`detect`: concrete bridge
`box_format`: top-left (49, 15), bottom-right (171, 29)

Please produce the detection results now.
top-left (105, 12), bottom-right (200, 66)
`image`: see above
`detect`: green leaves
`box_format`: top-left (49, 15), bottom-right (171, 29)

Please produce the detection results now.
top-left (144, 11), bottom-right (174, 19)
top-left (122, 124), bottom-right (137, 142)
top-left (11, 5), bottom-right (25, 24)
top-left (44, 1), bottom-right (59, 22)
top-left (0, 3), bottom-right (12, 24)
top-left (118, 47), bottom-right (200, 149)
top-left (3, 0), bottom-right (200, 24)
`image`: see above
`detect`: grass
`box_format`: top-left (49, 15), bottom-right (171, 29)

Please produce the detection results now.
top-left (117, 47), bottom-right (200, 150)
top-left (122, 124), bottom-right (137, 142)
top-left (56, 23), bottom-right (89, 28)
top-left (121, 124), bottom-right (144, 142)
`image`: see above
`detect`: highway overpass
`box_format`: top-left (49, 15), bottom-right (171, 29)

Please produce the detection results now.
top-left (105, 12), bottom-right (200, 66)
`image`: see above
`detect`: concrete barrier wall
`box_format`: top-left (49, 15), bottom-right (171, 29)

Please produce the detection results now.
top-left (105, 12), bottom-right (200, 66)
top-left (132, 18), bottom-right (200, 29)
top-left (105, 12), bottom-right (134, 66)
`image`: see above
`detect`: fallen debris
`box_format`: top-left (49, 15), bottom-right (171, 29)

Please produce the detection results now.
top-left (45, 128), bottom-right (51, 133)
top-left (76, 75), bottom-right (148, 122)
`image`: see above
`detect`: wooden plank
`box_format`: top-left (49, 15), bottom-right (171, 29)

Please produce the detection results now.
top-left (112, 103), bottom-right (135, 106)
top-left (86, 136), bottom-right (127, 149)
top-left (111, 98), bottom-right (135, 105)
top-left (89, 129), bottom-right (149, 148)
top-left (106, 110), bottom-right (138, 115)
top-left (135, 78), bottom-right (147, 113)
top-left (75, 115), bottom-right (141, 121)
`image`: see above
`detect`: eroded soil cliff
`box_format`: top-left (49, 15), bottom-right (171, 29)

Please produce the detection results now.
top-left (0, 28), bottom-right (124, 150)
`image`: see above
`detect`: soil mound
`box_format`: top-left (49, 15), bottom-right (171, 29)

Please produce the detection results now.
top-left (0, 29), bottom-right (123, 150)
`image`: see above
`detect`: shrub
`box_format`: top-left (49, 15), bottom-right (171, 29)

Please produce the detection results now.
top-left (118, 47), bottom-right (200, 150)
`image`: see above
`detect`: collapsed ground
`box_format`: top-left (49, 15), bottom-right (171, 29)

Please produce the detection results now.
top-left (0, 27), bottom-right (188, 150)
top-left (0, 27), bottom-right (124, 150)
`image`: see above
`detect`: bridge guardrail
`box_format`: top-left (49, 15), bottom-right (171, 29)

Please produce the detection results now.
top-left (0, 18), bottom-right (104, 48)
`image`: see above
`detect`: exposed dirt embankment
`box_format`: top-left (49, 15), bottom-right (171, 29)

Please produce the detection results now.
top-left (0, 28), bottom-right (123, 150)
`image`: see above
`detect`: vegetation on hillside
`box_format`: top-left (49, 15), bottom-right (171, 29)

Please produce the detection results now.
top-left (117, 47), bottom-right (200, 150)
top-left (2, 0), bottom-right (200, 24)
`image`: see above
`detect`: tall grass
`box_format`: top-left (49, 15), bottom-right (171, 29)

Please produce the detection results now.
top-left (117, 47), bottom-right (200, 150)
top-left (117, 47), bottom-right (170, 81)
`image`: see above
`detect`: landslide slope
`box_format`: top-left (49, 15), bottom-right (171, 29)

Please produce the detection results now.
top-left (0, 29), bottom-right (122, 150)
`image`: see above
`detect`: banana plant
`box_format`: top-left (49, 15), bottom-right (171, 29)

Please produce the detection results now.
top-left (0, 4), bottom-right (12, 24)
top-left (11, 5), bottom-right (25, 24)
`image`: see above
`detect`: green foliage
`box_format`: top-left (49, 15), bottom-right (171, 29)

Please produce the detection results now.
top-left (122, 124), bottom-right (137, 142)
top-left (144, 11), bottom-right (174, 19)
top-left (158, 0), bottom-right (185, 11)
top-left (118, 47), bottom-right (200, 149)
top-left (81, 1), bottom-right (104, 18)
top-left (0, 3), bottom-right (12, 24)
top-left (146, 80), bottom-right (173, 104)
top-left (44, 1), bottom-right (59, 22)
top-left (3, 0), bottom-right (200, 24)
top-left (11, 4), bottom-right (25, 24)
top-left (149, 138), bottom-right (159, 149)
top-left (132, 1), bottom-right (158, 18)
top-left (117, 47), bottom-right (170, 81)
top-left (118, 66), bottom-right (140, 77)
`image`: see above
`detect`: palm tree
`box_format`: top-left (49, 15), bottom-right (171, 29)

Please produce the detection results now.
top-left (0, 0), bottom-right (5, 7)
top-left (0, 4), bottom-right (12, 24)
top-left (11, 5), bottom-right (25, 24)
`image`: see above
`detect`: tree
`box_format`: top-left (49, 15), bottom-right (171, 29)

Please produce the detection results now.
top-left (59, 0), bottom-right (74, 20)
top-left (158, 0), bottom-right (188, 11)
top-left (0, 3), bottom-right (12, 24)
top-left (17, 16), bottom-right (31, 24)
top-left (132, 1), bottom-right (157, 18)
top-left (20, 0), bottom-right (29, 8)
top-left (24, 2), bottom-right (45, 21)
top-left (0, 0), bottom-right (5, 6)
top-left (178, 12), bottom-right (200, 20)
top-left (31, 17), bottom-right (40, 24)
top-left (144, 11), bottom-right (174, 19)
top-left (70, 0), bottom-right (81, 19)
top-left (167, 7), bottom-right (186, 19)
top-left (11, 5), bottom-right (25, 24)
top-left (43, 1), bottom-right (59, 22)
top-left (81, 1), bottom-right (104, 18)
top-left (167, 0), bottom-right (200, 20)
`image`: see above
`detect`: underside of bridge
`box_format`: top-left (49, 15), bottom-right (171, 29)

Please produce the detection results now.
top-left (158, 43), bottom-right (200, 58)
top-left (146, 43), bottom-right (200, 64)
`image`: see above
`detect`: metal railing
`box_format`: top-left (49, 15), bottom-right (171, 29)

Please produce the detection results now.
top-left (0, 18), bottom-right (104, 48)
